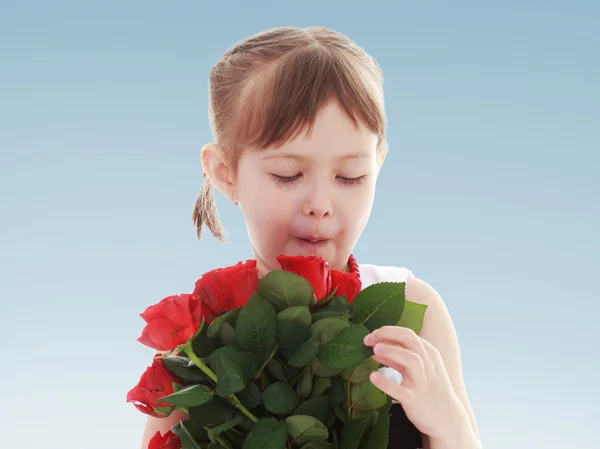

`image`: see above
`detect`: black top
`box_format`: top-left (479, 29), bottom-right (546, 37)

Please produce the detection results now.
top-left (388, 404), bottom-right (423, 449)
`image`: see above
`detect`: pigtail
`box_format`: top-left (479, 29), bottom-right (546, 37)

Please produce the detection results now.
top-left (192, 178), bottom-right (225, 242)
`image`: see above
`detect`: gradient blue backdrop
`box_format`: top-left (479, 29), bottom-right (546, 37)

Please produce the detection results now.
top-left (1, 1), bottom-right (598, 448)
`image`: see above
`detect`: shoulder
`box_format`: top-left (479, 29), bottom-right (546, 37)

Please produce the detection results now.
top-left (359, 263), bottom-right (448, 337)
top-left (405, 271), bottom-right (447, 328)
top-left (358, 262), bottom-right (444, 316)
top-left (403, 271), bottom-right (458, 368)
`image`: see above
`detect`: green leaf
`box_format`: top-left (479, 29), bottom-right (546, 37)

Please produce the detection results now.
top-left (187, 396), bottom-right (238, 427)
top-left (207, 308), bottom-right (241, 338)
top-left (350, 282), bottom-right (406, 331)
top-left (327, 377), bottom-right (347, 408)
top-left (297, 366), bottom-right (313, 398)
top-left (162, 356), bottom-right (210, 382)
top-left (312, 296), bottom-right (350, 322)
top-left (266, 359), bottom-right (288, 383)
top-left (171, 417), bottom-right (209, 443)
top-left (317, 324), bottom-right (373, 370)
top-left (396, 300), bottom-right (428, 334)
top-left (153, 405), bottom-right (174, 416)
top-left (191, 325), bottom-right (223, 358)
top-left (339, 415), bottom-right (370, 449)
top-left (220, 321), bottom-right (238, 346)
top-left (276, 308), bottom-right (312, 359)
top-left (311, 309), bottom-right (350, 321)
top-left (349, 409), bottom-right (379, 424)
top-left (350, 381), bottom-right (387, 411)
top-left (309, 317), bottom-right (350, 345)
top-left (278, 306), bottom-right (312, 328)
top-left (333, 405), bottom-right (349, 425)
top-left (285, 415), bottom-right (329, 445)
top-left (207, 415), bottom-right (247, 443)
top-left (236, 293), bottom-right (277, 352)
top-left (242, 417), bottom-right (288, 449)
top-left (236, 381), bottom-right (262, 410)
top-left (288, 336), bottom-right (320, 367)
top-left (174, 419), bottom-right (202, 449)
top-left (358, 398), bottom-right (392, 449)
top-left (299, 443), bottom-right (336, 449)
top-left (341, 358), bottom-right (380, 384)
top-left (158, 384), bottom-right (214, 408)
top-left (263, 382), bottom-right (300, 415)
top-left (310, 360), bottom-right (342, 378)
top-left (292, 395), bottom-right (330, 423)
top-left (258, 271), bottom-right (314, 310)
top-left (255, 342), bottom-right (279, 378)
top-left (309, 377), bottom-right (331, 399)
top-left (208, 346), bottom-right (257, 396)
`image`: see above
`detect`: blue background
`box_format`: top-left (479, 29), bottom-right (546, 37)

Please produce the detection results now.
top-left (1, 1), bottom-right (598, 448)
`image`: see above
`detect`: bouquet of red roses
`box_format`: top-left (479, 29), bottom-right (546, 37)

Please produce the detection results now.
top-left (127, 255), bottom-right (427, 449)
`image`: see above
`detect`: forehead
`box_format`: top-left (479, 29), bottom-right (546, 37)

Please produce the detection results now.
top-left (259, 102), bottom-right (378, 161)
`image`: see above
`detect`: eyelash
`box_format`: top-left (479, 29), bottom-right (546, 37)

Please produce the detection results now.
top-left (269, 174), bottom-right (366, 186)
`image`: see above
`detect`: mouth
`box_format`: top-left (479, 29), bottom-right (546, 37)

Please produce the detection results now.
top-left (296, 237), bottom-right (330, 246)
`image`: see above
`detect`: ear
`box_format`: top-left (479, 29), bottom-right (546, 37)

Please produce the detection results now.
top-left (200, 143), bottom-right (236, 201)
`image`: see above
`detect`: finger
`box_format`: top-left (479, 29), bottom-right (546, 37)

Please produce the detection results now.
top-left (364, 326), bottom-right (425, 356)
top-left (420, 337), bottom-right (442, 360)
top-left (371, 343), bottom-right (425, 381)
top-left (369, 370), bottom-right (413, 404)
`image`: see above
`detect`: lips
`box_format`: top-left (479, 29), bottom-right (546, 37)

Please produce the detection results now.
top-left (298, 236), bottom-right (329, 244)
top-left (295, 236), bottom-right (331, 252)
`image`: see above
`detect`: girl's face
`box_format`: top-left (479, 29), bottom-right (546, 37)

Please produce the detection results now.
top-left (235, 101), bottom-right (382, 274)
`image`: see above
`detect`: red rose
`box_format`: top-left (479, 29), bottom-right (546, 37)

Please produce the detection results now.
top-left (192, 260), bottom-right (259, 314)
top-left (330, 269), bottom-right (362, 302)
top-left (277, 255), bottom-right (332, 301)
top-left (148, 430), bottom-right (182, 449)
top-left (126, 357), bottom-right (183, 417)
top-left (330, 254), bottom-right (362, 303)
top-left (137, 293), bottom-right (205, 351)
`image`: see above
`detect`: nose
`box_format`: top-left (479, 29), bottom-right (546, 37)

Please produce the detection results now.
top-left (301, 180), bottom-right (333, 218)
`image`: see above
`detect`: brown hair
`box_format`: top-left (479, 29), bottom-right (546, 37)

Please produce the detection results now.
top-left (193, 26), bottom-right (388, 241)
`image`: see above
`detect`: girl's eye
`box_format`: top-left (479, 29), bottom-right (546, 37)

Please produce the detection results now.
top-left (270, 173), bottom-right (302, 184)
top-left (338, 175), bottom-right (367, 185)
top-left (269, 173), bottom-right (367, 185)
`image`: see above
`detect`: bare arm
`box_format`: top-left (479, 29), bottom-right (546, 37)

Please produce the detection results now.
top-left (406, 273), bottom-right (481, 449)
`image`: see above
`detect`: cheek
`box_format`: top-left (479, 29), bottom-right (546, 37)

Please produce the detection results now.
top-left (338, 185), bottom-right (375, 234)
top-left (240, 180), bottom-right (295, 237)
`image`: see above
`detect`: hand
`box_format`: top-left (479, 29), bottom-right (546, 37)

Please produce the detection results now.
top-left (364, 326), bottom-right (469, 443)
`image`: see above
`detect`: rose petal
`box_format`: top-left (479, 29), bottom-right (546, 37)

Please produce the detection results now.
top-left (277, 254), bottom-right (331, 300)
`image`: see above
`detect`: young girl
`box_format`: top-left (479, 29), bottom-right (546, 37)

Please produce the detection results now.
top-left (140, 26), bottom-right (481, 449)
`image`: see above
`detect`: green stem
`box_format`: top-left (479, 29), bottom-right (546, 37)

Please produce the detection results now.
top-left (216, 435), bottom-right (233, 449)
top-left (184, 345), bottom-right (258, 423)
top-left (228, 395), bottom-right (258, 424)
top-left (184, 346), bottom-right (218, 383)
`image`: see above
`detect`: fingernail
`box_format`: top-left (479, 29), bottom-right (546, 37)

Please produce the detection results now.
top-left (374, 343), bottom-right (383, 354)
top-left (364, 334), bottom-right (372, 344)
top-left (370, 372), bottom-right (380, 383)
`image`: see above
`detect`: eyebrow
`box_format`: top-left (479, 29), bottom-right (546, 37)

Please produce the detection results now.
top-left (261, 152), bottom-right (371, 161)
